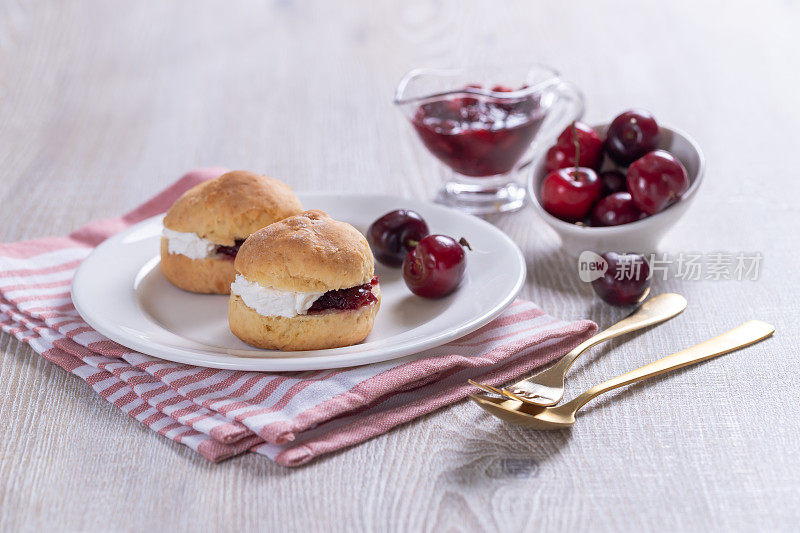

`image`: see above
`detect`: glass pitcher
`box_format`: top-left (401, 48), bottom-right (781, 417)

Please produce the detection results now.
top-left (394, 65), bottom-right (584, 214)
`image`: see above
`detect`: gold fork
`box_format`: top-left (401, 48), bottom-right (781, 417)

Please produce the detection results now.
top-left (469, 293), bottom-right (688, 406)
top-left (470, 320), bottom-right (775, 429)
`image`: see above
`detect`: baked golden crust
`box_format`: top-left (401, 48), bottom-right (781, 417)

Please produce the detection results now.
top-left (159, 238), bottom-right (235, 294)
top-left (162, 170), bottom-right (303, 245)
top-left (234, 210), bottom-right (374, 293)
top-left (228, 285), bottom-right (380, 351)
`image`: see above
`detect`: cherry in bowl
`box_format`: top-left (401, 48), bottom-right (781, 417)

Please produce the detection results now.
top-left (599, 170), bottom-right (627, 197)
top-left (402, 235), bottom-right (466, 298)
top-left (591, 192), bottom-right (647, 227)
top-left (545, 122), bottom-right (604, 173)
top-left (627, 150), bottom-right (690, 215)
top-left (540, 167), bottom-right (602, 222)
top-left (604, 109), bottom-right (660, 166)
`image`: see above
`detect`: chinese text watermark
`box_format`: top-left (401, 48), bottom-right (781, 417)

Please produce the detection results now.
top-left (578, 251), bottom-right (763, 283)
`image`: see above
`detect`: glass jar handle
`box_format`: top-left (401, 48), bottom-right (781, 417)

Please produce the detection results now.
top-left (516, 80), bottom-right (585, 170)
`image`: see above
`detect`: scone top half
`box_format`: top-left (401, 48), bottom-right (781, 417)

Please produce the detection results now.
top-left (163, 170), bottom-right (303, 250)
top-left (232, 209), bottom-right (377, 307)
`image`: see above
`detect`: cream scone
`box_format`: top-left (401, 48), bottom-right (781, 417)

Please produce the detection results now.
top-left (228, 210), bottom-right (381, 351)
top-left (160, 170), bottom-right (303, 294)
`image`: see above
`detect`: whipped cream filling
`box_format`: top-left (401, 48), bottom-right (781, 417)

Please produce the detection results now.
top-left (231, 275), bottom-right (324, 318)
top-left (162, 228), bottom-right (216, 260)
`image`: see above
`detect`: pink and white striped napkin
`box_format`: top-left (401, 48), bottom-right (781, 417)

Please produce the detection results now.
top-left (0, 168), bottom-right (597, 466)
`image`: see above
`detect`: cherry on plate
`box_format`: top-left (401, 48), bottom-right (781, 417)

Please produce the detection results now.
top-left (402, 235), bottom-right (466, 298)
top-left (604, 109), bottom-right (660, 165)
top-left (626, 150), bottom-right (690, 215)
top-left (368, 209), bottom-right (429, 267)
top-left (540, 167), bottom-right (602, 222)
top-left (591, 192), bottom-right (647, 227)
top-left (545, 122), bottom-right (604, 172)
top-left (591, 252), bottom-right (651, 306)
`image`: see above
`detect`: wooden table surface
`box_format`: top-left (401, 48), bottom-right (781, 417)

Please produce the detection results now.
top-left (1, 1), bottom-right (798, 531)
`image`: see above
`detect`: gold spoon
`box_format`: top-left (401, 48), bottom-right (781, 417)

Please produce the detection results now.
top-left (470, 320), bottom-right (775, 429)
top-left (470, 293), bottom-right (688, 406)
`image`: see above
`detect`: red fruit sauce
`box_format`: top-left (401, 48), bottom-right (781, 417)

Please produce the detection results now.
top-left (411, 88), bottom-right (546, 177)
top-left (216, 239), bottom-right (246, 260)
top-left (308, 277), bottom-right (379, 314)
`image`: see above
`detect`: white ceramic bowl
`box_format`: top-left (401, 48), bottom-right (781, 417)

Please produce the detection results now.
top-left (527, 124), bottom-right (705, 256)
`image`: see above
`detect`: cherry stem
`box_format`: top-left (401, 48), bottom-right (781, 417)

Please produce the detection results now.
top-left (459, 237), bottom-right (472, 251)
top-left (572, 121), bottom-right (580, 177)
top-left (407, 239), bottom-right (419, 248)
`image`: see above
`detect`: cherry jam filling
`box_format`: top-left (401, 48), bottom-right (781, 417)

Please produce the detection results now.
top-left (216, 239), bottom-right (246, 260)
top-left (411, 86), bottom-right (547, 177)
top-left (307, 277), bottom-right (379, 314)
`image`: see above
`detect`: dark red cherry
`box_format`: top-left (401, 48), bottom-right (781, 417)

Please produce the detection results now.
top-left (556, 122), bottom-right (603, 168)
top-left (545, 122), bottom-right (603, 172)
top-left (604, 109), bottom-right (660, 165)
top-left (540, 167), bottom-right (602, 222)
top-left (626, 150), bottom-right (689, 215)
top-left (591, 252), bottom-right (651, 306)
top-left (544, 144), bottom-right (572, 173)
top-left (491, 85), bottom-right (514, 92)
top-left (591, 192), bottom-right (647, 227)
top-left (402, 235), bottom-right (466, 298)
top-left (599, 170), bottom-right (627, 196)
top-left (368, 210), bottom-right (430, 267)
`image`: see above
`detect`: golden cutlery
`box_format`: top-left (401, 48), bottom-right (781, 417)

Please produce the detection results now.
top-left (469, 293), bottom-right (688, 406)
top-left (470, 320), bottom-right (775, 429)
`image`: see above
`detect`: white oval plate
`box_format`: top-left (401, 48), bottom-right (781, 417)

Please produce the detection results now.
top-left (72, 193), bottom-right (526, 371)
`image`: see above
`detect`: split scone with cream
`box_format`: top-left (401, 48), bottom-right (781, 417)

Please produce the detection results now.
top-left (160, 170), bottom-right (303, 294)
top-left (228, 210), bottom-right (381, 351)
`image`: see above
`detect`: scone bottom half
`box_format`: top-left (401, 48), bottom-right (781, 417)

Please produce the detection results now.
top-left (159, 238), bottom-right (236, 294)
top-left (228, 283), bottom-right (381, 351)
top-left (228, 210), bottom-right (381, 350)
